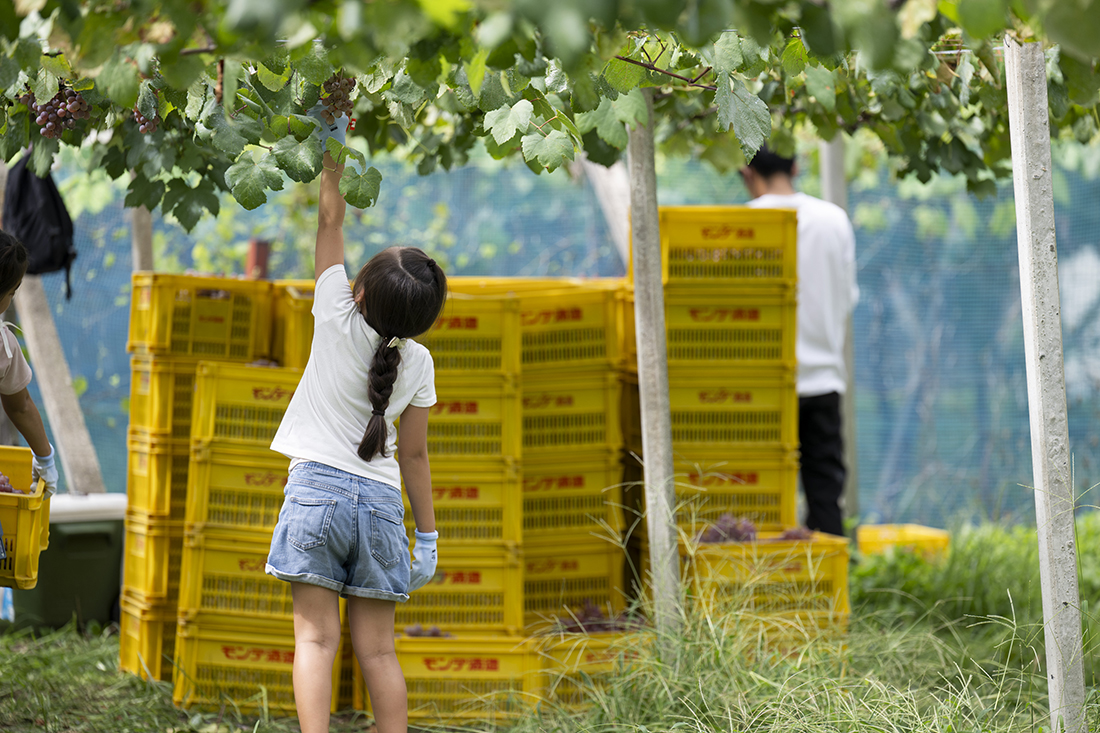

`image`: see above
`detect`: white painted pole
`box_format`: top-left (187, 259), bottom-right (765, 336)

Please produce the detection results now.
top-left (1004, 35), bottom-right (1085, 733)
top-left (818, 137), bottom-right (859, 521)
top-left (131, 206), bottom-right (154, 271)
top-left (627, 88), bottom-right (680, 645)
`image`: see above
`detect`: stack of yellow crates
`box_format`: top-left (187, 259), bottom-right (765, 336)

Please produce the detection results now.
top-left (627, 207), bottom-right (850, 636)
top-left (121, 274), bottom-right (273, 682)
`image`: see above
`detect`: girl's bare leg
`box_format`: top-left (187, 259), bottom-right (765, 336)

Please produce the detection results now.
top-left (291, 582), bottom-right (343, 733)
top-left (348, 596), bottom-right (406, 733)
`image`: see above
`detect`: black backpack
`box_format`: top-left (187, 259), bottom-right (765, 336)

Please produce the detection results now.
top-left (4, 154), bottom-right (77, 299)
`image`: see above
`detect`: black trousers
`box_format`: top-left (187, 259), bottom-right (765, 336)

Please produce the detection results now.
top-left (799, 391), bottom-right (846, 537)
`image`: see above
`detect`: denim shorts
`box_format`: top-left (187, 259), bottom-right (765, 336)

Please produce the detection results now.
top-left (266, 461), bottom-right (410, 602)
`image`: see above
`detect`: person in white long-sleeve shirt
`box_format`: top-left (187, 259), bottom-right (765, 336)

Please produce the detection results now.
top-left (742, 147), bottom-right (859, 536)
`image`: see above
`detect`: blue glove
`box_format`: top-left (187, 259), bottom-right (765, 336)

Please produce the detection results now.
top-left (409, 530), bottom-right (438, 592)
top-left (308, 103), bottom-right (349, 150)
top-left (32, 444), bottom-right (58, 497)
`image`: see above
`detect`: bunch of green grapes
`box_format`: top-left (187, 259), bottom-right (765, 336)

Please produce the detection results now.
top-left (319, 74), bottom-right (356, 124)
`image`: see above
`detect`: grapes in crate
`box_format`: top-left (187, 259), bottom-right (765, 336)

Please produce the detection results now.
top-left (0, 471), bottom-right (22, 495)
top-left (776, 526), bottom-right (814, 541)
top-left (556, 601), bottom-right (646, 634)
top-left (403, 624), bottom-right (452, 638)
top-left (697, 514), bottom-right (757, 543)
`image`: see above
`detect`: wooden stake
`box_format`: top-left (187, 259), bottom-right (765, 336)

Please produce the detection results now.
top-left (1004, 35), bottom-right (1085, 733)
top-left (627, 89), bottom-right (681, 645)
top-left (17, 277), bottom-right (107, 494)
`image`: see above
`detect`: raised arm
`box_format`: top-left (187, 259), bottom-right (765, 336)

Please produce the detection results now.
top-left (315, 149), bottom-right (346, 279)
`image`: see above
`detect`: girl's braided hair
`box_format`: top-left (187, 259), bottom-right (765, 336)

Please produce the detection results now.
top-left (352, 246), bottom-right (447, 462)
top-left (0, 231), bottom-right (28, 297)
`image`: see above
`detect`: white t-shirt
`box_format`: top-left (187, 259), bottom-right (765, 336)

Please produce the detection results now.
top-left (748, 193), bottom-right (859, 397)
top-left (270, 264), bottom-right (437, 489)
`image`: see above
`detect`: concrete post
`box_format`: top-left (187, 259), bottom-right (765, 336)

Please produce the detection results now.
top-left (627, 89), bottom-right (681, 646)
top-left (1004, 35), bottom-right (1085, 733)
top-left (130, 206), bottom-right (154, 271)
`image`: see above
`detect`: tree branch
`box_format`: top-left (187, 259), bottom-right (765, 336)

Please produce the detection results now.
top-left (180, 45), bottom-right (218, 56)
top-left (613, 56), bottom-right (718, 92)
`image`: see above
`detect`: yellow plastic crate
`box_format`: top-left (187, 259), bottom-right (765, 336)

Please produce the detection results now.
top-left (524, 539), bottom-right (628, 630)
top-left (0, 444), bottom-right (49, 590)
top-left (404, 465), bottom-right (521, 551)
top-left (190, 362), bottom-right (303, 448)
top-left (428, 375), bottom-right (522, 467)
top-left (664, 288), bottom-right (797, 370)
top-left (128, 273), bottom-right (273, 360)
top-left (621, 371), bottom-right (641, 454)
top-left (521, 371), bottom-right (623, 458)
top-left (129, 355), bottom-right (200, 439)
top-left (396, 548), bottom-right (523, 635)
top-left (536, 631), bottom-right (650, 706)
top-left (668, 371), bottom-right (798, 451)
top-left (177, 533), bottom-right (293, 628)
top-left (419, 294), bottom-right (522, 376)
top-left (173, 622), bottom-right (342, 715)
top-left (353, 635), bottom-right (542, 722)
top-left (185, 442), bottom-right (288, 543)
top-left (522, 453), bottom-right (625, 540)
top-left (638, 207), bottom-right (798, 286)
top-left (126, 431), bottom-right (190, 521)
top-left (857, 524), bottom-right (950, 559)
top-left (689, 532), bottom-right (850, 622)
top-left (119, 593), bottom-right (177, 682)
top-left (625, 451), bottom-right (799, 539)
top-left (270, 280), bottom-right (314, 369)
top-left (123, 513), bottom-right (184, 605)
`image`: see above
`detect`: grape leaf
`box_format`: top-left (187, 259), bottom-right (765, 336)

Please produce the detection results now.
top-left (387, 69), bottom-right (427, 106)
top-left (804, 64), bottom-right (836, 112)
top-left (226, 153), bottom-right (284, 210)
top-left (729, 79), bottom-right (771, 159)
top-left (576, 97), bottom-right (627, 149)
top-left (781, 38), bottom-right (808, 77)
top-left (32, 68), bottom-right (58, 105)
top-left (0, 55), bottom-right (18, 93)
top-left (29, 135), bottom-right (58, 177)
top-left (713, 32), bottom-right (743, 76)
top-left (339, 166), bottom-right (383, 208)
top-left (521, 128), bottom-right (574, 171)
top-left (98, 51), bottom-right (140, 109)
top-left (602, 57), bottom-right (645, 93)
top-left (957, 0), bottom-right (1008, 41)
top-left (273, 134), bottom-right (323, 182)
top-left (613, 89), bottom-right (648, 129)
top-left (294, 43), bottom-right (333, 86)
top-left (484, 99), bottom-right (533, 145)
top-left (124, 176), bottom-right (165, 211)
top-left (137, 81), bottom-right (158, 119)
top-left (464, 48), bottom-right (489, 99)
top-left (715, 74), bottom-right (734, 131)
top-left (165, 178), bottom-right (220, 231)
top-left (210, 112), bottom-right (248, 157)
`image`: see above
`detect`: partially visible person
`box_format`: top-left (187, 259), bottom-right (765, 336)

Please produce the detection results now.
top-left (743, 146), bottom-right (859, 537)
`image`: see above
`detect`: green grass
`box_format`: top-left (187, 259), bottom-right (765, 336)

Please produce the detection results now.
top-left (6, 516), bottom-right (1100, 732)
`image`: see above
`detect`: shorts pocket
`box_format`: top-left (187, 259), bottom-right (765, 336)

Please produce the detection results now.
top-left (370, 509), bottom-right (404, 569)
top-left (287, 496), bottom-right (338, 551)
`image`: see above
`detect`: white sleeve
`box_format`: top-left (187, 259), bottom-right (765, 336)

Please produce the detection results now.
top-left (312, 264), bottom-right (355, 324)
top-left (409, 353), bottom-right (436, 408)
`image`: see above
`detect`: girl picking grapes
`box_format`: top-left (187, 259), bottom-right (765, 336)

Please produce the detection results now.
top-left (265, 104), bottom-right (447, 733)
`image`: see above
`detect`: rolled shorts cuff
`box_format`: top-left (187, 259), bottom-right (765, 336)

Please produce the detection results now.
top-left (265, 564), bottom-right (344, 593)
top-left (342, 585), bottom-right (409, 603)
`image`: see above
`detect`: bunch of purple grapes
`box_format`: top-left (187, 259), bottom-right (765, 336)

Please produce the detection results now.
top-left (697, 514), bottom-right (757, 543)
top-left (776, 526), bottom-right (814, 541)
top-left (30, 87), bottom-right (90, 139)
top-left (133, 104), bottom-right (158, 134)
top-left (0, 471), bottom-right (21, 494)
top-left (557, 601), bottom-right (646, 633)
top-left (320, 74), bottom-right (356, 125)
